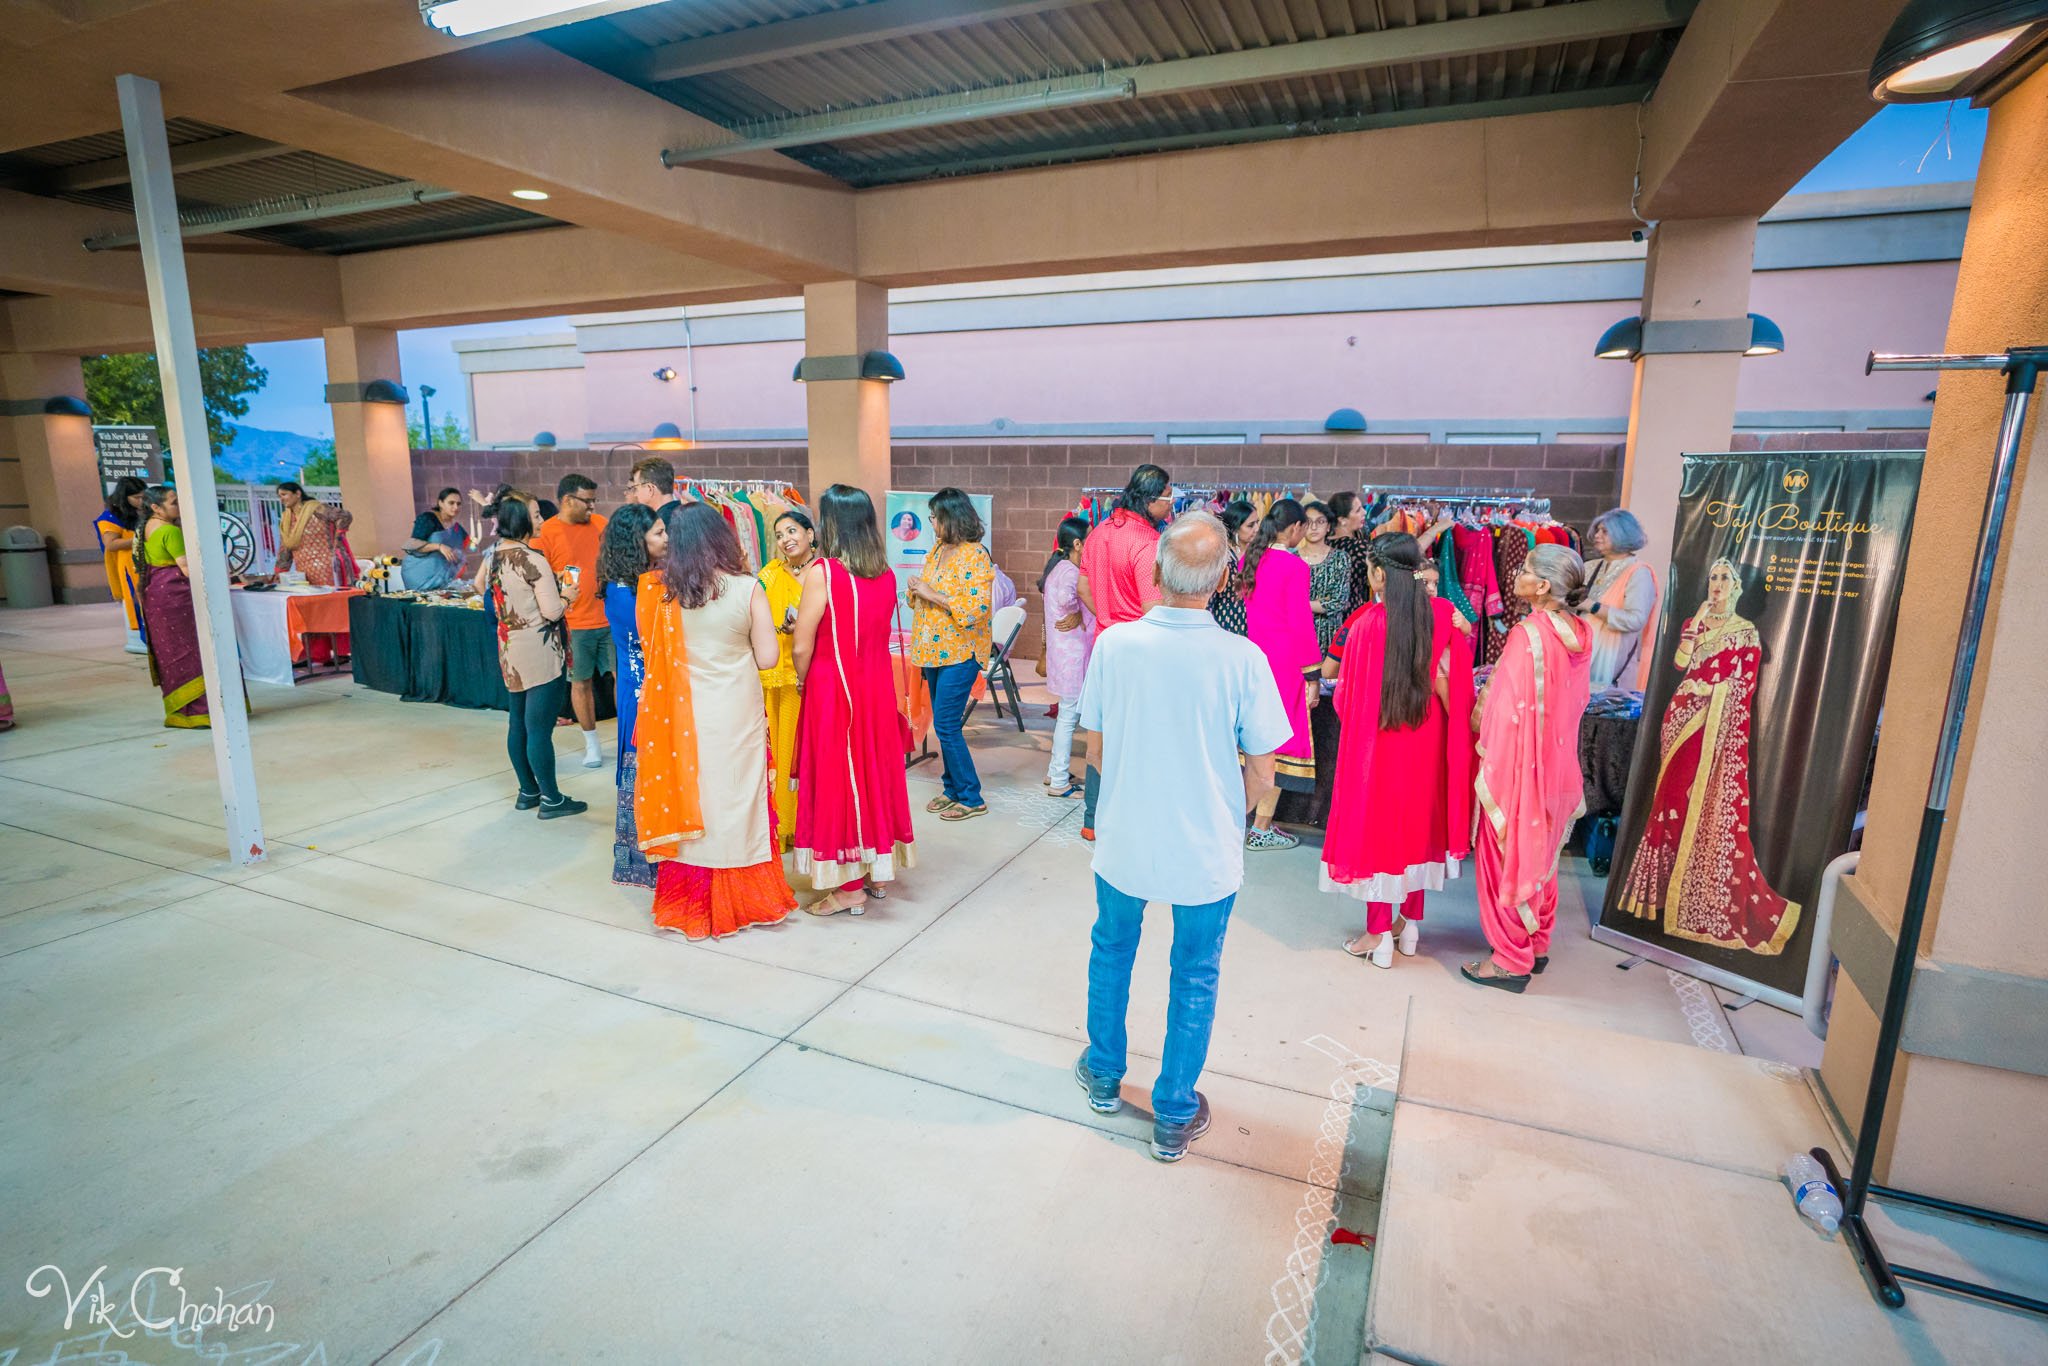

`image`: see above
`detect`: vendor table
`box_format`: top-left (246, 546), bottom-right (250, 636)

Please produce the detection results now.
top-left (348, 595), bottom-right (612, 720)
top-left (230, 586), bottom-right (358, 687)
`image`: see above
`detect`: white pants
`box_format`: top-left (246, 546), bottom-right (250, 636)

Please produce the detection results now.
top-left (1049, 693), bottom-right (1082, 783)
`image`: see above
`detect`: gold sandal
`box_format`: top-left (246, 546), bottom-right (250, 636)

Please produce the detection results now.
top-left (925, 796), bottom-right (959, 814)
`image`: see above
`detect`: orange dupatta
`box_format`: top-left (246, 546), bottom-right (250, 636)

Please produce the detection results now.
top-left (632, 569), bottom-right (706, 859)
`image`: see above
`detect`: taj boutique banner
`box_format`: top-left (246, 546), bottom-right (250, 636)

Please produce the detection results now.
top-left (1596, 450), bottom-right (1924, 1004)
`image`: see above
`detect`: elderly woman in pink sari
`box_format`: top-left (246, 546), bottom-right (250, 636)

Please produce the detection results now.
top-left (1465, 544), bottom-right (1593, 992)
top-left (1239, 499), bottom-right (1322, 851)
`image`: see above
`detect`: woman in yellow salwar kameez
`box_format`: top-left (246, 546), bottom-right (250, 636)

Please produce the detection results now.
top-left (758, 508), bottom-right (816, 852)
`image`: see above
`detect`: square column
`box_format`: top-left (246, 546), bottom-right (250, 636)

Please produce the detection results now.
top-left (0, 351), bottom-right (108, 604)
top-left (1817, 61), bottom-right (2048, 1220)
top-left (801, 281), bottom-right (891, 511)
top-left (323, 325), bottom-right (414, 556)
top-left (1618, 217), bottom-right (1759, 562)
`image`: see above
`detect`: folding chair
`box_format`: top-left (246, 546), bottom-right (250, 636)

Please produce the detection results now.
top-left (966, 603), bottom-right (1027, 732)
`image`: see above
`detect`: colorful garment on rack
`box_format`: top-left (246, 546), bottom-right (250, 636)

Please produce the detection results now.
top-left (1491, 526), bottom-right (1533, 666)
top-left (1435, 533), bottom-right (1480, 636)
top-left (1304, 545), bottom-right (1353, 656)
top-left (1452, 525), bottom-right (1502, 622)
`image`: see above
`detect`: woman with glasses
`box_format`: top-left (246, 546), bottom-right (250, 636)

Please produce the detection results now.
top-left (1295, 500), bottom-right (1354, 656)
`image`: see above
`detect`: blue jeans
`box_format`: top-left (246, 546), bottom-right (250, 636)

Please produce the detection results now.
top-left (1085, 874), bottom-right (1235, 1127)
top-left (923, 660), bottom-right (983, 807)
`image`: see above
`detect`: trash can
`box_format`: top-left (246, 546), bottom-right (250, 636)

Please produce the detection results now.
top-left (0, 525), bottom-right (54, 609)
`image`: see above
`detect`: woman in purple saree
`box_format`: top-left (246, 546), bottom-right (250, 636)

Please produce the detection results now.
top-left (134, 485), bottom-right (209, 729)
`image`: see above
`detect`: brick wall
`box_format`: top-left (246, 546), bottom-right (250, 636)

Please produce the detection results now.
top-left (408, 441), bottom-right (1622, 660)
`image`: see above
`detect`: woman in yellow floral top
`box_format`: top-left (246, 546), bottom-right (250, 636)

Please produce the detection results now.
top-left (908, 487), bottom-right (995, 820)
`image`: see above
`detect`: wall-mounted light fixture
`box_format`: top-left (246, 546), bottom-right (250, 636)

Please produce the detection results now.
top-left (653, 367), bottom-right (678, 382)
top-left (792, 351), bottom-right (907, 383)
top-left (1744, 314), bottom-right (1786, 357)
top-left (1323, 407), bottom-right (1367, 433)
top-left (361, 379), bottom-right (409, 405)
top-left (1870, 0), bottom-right (2048, 102)
top-left (533, 430), bottom-right (558, 449)
top-left (42, 395), bottom-right (93, 418)
top-left (647, 421), bottom-right (691, 450)
top-left (1595, 316), bottom-right (1643, 360)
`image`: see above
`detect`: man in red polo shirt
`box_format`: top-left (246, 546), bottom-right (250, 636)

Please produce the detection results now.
top-left (1076, 463), bottom-right (1173, 837)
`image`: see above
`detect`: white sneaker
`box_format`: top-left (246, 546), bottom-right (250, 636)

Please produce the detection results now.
top-left (1396, 917), bottom-right (1420, 958)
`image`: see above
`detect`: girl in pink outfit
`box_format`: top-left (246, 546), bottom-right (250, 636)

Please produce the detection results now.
top-left (1320, 534), bottom-right (1476, 968)
top-left (1240, 499), bottom-right (1322, 851)
top-left (1466, 544), bottom-right (1594, 992)
top-left (1039, 516), bottom-right (1094, 797)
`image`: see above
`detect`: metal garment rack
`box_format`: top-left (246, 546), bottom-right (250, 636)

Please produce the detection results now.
top-left (1805, 345), bottom-right (2048, 1320)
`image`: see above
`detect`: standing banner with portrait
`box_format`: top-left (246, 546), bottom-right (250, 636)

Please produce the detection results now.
top-left (1595, 450), bottom-right (1924, 1007)
top-left (883, 489), bottom-right (994, 596)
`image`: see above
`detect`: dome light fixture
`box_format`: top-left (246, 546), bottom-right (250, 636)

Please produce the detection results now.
top-left (1594, 316), bottom-right (1643, 361)
top-left (1870, 0), bottom-right (2048, 103)
top-left (1744, 314), bottom-right (1787, 358)
top-left (533, 430), bottom-right (558, 449)
top-left (1323, 407), bottom-right (1367, 433)
top-left (510, 188), bottom-right (551, 201)
top-left (42, 395), bottom-right (93, 418)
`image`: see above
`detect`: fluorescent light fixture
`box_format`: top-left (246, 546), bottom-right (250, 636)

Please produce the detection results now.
top-left (420, 0), bottom-right (668, 40)
top-left (510, 188), bottom-right (551, 201)
top-left (1870, 0), bottom-right (2048, 103)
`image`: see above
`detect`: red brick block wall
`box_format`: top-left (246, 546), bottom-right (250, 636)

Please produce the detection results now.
top-left (410, 441), bottom-right (1622, 660)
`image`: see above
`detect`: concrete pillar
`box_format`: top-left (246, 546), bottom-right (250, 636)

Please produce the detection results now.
top-left (1817, 62), bottom-right (2048, 1221)
top-left (0, 351), bottom-right (109, 604)
top-left (802, 281), bottom-right (891, 511)
top-left (1617, 217), bottom-right (1758, 563)
top-left (323, 325), bottom-right (413, 556)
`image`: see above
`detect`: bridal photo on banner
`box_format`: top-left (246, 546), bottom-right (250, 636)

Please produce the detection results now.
top-left (1597, 450), bottom-right (1924, 1005)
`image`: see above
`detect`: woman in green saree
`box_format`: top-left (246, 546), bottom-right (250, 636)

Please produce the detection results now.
top-left (134, 485), bottom-right (210, 729)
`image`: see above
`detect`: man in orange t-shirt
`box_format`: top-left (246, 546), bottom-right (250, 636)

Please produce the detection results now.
top-left (535, 472), bottom-right (610, 769)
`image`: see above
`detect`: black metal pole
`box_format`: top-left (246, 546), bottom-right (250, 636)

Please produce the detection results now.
top-left (1838, 352), bottom-right (2041, 1309)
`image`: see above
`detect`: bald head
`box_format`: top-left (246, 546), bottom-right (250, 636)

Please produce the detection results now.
top-left (1155, 511), bottom-right (1233, 605)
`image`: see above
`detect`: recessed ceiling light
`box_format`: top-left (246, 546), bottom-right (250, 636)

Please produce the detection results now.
top-left (511, 188), bottom-right (551, 201)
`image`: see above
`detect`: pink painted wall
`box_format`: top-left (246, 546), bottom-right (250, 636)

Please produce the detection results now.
top-left (1738, 263), bottom-right (1959, 416)
top-left (466, 261), bottom-right (1959, 439)
top-left (472, 367), bottom-right (587, 445)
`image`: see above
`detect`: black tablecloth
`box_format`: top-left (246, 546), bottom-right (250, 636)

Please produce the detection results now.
top-left (349, 596), bottom-right (613, 719)
top-left (1273, 689), bottom-right (1639, 829)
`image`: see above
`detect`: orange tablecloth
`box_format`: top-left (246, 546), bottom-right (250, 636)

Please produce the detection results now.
top-left (888, 629), bottom-right (932, 750)
top-left (285, 587), bottom-right (361, 661)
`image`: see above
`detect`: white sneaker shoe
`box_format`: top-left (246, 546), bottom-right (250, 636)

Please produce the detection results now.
top-left (1396, 917), bottom-right (1420, 958)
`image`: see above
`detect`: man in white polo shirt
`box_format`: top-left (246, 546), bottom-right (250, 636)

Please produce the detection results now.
top-left (1074, 510), bottom-right (1292, 1162)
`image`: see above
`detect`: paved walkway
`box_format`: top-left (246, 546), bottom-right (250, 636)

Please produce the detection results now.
top-left (2, 603), bottom-right (2033, 1362)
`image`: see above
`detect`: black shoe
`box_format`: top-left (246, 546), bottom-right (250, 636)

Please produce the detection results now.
top-left (1461, 961), bottom-right (1530, 994)
top-left (515, 791), bottom-right (541, 811)
top-left (537, 795), bottom-right (587, 820)
top-left (1533, 955), bottom-right (1549, 974)
top-left (1152, 1093), bottom-right (1212, 1162)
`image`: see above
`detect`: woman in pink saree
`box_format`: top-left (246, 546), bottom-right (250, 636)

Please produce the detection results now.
top-left (1466, 544), bottom-right (1593, 991)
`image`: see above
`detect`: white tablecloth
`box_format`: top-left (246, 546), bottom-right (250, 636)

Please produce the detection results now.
top-left (229, 587), bottom-right (342, 687)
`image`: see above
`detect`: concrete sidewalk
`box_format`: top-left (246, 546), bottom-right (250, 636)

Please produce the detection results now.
top-left (2, 603), bottom-right (2037, 1362)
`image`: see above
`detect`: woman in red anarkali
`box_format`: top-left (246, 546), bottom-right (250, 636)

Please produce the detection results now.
top-left (1617, 557), bottom-right (1800, 953)
top-left (1319, 534), bottom-right (1476, 968)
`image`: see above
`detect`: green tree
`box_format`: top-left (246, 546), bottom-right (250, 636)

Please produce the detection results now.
top-left (299, 439), bottom-right (339, 487)
top-left (82, 345), bottom-right (269, 459)
top-left (409, 413), bottom-right (468, 449)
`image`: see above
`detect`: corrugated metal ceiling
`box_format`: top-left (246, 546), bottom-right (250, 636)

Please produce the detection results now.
top-left (0, 118), bottom-right (558, 255)
top-left (563, 0), bottom-right (1687, 186)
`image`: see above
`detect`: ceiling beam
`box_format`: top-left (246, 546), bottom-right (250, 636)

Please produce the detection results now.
top-left (0, 187), bottom-right (344, 323)
top-left (664, 0), bottom-right (1694, 163)
top-left (624, 0), bottom-right (1093, 84)
top-left (1639, 0), bottom-right (1906, 219)
top-left (855, 103), bottom-right (1643, 286)
top-left (0, 295), bottom-right (314, 355)
top-left (2, 132), bottom-right (288, 195)
top-left (214, 39), bottom-right (856, 283)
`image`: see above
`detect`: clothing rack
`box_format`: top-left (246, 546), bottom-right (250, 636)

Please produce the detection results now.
top-left (1368, 485), bottom-right (1550, 516)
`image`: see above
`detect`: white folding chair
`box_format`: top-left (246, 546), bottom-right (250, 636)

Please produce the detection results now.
top-left (967, 603), bottom-right (1027, 731)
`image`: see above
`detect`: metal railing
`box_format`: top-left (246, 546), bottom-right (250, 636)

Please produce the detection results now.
top-left (213, 483), bottom-right (341, 576)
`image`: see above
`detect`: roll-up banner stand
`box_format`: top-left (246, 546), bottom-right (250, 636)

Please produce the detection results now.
top-left (1596, 451), bottom-right (1925, 1009)
top-left (884, 489), bottom-right (994, 597)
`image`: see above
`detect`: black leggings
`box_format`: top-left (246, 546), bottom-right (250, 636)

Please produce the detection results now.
top-left (507, 675), bottom-right (568, 801)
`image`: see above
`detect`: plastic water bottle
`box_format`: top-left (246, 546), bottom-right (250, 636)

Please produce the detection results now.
top-left (1784, 1154), bottom-right (1842, 1233)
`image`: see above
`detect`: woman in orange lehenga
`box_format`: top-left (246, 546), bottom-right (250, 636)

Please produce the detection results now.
top-left (635, 502), bottom-right (796, 941)
top-left (1617, 558), bottom-right (1799, 953)
top-left (276, 480), bottom-right (355, 587)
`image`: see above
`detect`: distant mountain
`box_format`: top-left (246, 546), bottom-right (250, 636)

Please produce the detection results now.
top-left (215, 424), bottom-right (327, 482)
